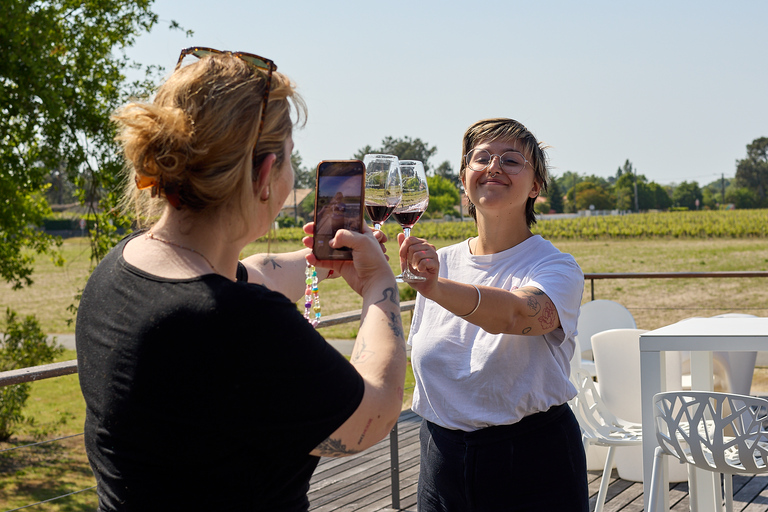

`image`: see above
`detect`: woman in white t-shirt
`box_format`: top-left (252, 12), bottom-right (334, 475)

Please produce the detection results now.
top-left (398, 118), bottom-right (587, 511)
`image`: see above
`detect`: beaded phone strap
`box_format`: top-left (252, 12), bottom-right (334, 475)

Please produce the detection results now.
top-left (304, 264), bottom-right (321, 327)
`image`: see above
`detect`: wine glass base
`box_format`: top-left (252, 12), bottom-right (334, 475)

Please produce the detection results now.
top-left (395, 273), bottom-right (427, 283)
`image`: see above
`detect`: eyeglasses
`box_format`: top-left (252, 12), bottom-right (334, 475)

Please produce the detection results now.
top-left (176, 47), bottom-right (277, 162)
top-left (464, 148), bottom-right (529, 175)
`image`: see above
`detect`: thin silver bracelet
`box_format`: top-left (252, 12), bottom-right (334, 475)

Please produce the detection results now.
top-left (458, 284), bottom-right (481, 318)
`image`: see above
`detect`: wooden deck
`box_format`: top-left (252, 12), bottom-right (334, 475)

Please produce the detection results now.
top-left (308, 410), bottom-right (768, 511)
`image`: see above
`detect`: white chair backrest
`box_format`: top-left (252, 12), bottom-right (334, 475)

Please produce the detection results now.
top-left (569, 367), bottom-right (642, 445)
top-left (592, 328), bottom-right (683, 424)
top-left (654, 391), bottom-right (768, 474)
top-left (575, 300), bottom-right (636, 358)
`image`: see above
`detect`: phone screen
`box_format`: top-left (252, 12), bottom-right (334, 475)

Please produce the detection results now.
top-left (313, 160), bottom-right (365, 260)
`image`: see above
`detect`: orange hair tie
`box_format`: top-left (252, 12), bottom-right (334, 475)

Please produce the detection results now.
top-left (135, 175), bottom-right (157, 190)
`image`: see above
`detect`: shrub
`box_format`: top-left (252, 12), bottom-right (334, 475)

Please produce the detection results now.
top-left (0, 309), bottom-right (63, 440)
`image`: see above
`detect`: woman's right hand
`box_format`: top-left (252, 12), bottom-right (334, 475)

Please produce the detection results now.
top-left (302, 223), bottom-right (394, 296)
top-left (397, 232), bottom-right (439, 295)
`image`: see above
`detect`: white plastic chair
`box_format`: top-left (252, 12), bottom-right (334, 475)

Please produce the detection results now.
top-left (648, 391), bottom-right (768, 512)
top-left (573, 300), bottom-right (637, 377)
top-left (591, 328), bottom-right (689, 483)
top-left (569, 367), bottom-right (642, 512)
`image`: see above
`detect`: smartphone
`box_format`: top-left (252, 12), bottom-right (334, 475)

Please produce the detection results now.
top-left (313, 160), bottom-right (365, 260)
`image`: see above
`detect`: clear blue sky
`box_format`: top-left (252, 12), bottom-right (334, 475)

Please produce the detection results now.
top-left (125, 0), bottom-right (768, 186)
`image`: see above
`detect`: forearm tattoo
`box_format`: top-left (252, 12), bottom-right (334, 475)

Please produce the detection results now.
top-left (314, 437), bottom-right (360, 456)
top-left (388, 311), bottom-right (405, 346)
top-left (374, 287), bottom-right (400, 306)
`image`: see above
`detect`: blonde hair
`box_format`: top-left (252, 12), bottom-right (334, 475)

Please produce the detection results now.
top-left (460, 118), bottom-right (549, 227)
top-left (113, 53), bottom-right (306, 225)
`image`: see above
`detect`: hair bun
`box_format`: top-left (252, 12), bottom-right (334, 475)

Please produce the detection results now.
top-left (115, 103), bottom-right (196, 183)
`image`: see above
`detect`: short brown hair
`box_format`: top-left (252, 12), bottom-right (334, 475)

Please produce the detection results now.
top-left (113, 53), bottom-right (306, 224)
top-left (460, 118), bottom-right (549, 227)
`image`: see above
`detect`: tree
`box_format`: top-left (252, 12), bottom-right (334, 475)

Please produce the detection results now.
top-left (0, 309), bottom-right (63, 440)
top-left (1, 0), bottom-right (188, 288)
top-left (574, 182), bottom-right (614, 211)
top-left (354, 136), bottom-right (438, 173)
top-left (433, 160), bottom-right (457, 179)
top-left (672, 181), bottom-right (703, 210)
top-left (291, 151), bottom-right (315, 189)
top-left (425, 175), bottom-right (461, 218)
top-left (648, 182), bottom-right (672, 210)
top-left (547, 179), bottom-right (564, 213)
top-left (735, 137), bottom-right (768, 207)
top-left (555, 170), bottom-right (582, 212)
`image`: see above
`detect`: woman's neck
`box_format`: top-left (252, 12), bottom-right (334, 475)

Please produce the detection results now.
top-left (149, 210), bottom-right (244, 280)
top-left (470, 211), bottom-right (533, 255)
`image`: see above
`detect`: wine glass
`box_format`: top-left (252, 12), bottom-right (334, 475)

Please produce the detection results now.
top-left (393, 160), bottom-right (429, 282)
top-left (363, 154), bottom-right (402, 230)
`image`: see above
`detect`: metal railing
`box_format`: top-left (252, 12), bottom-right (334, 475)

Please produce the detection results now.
top-left (583, 271), bottom-right (768, 301)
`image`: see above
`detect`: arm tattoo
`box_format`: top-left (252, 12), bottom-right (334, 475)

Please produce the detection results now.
top-left (357, 418), bottom-right (373, 445)
top-left (538, 301), bottom-right (557, 330)
top-left (351, 335), bottom-right (374, 364)
top-left (314, 437), bottom-right (360, 456)
top-left (261, 256), bottom-right (282, 270)
top-left (374, 287), bottom-right (400, 306)
top-left (526, 295), bottom-right (541, 317)
top-left (522, 288), bottom-right (545, 317)
top-left (388, 311), bottom-right (404, 341)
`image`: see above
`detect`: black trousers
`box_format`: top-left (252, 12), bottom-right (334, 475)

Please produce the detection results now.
top-left (418, 404), bottom-right (589, 512)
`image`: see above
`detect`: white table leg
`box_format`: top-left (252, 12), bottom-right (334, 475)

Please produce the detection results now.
top-left (641, 349), bottom-right (667, 510)
top-left (690, 351), bottom-right (720, 512)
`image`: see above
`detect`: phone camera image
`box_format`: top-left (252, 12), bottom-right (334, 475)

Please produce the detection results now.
top-left (313, 160), bottom-right (365, 260)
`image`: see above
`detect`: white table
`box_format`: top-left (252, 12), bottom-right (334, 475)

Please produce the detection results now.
top-left (640, 317), bottom-right (768, 511)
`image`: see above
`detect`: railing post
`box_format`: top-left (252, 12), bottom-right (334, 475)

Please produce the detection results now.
top-left (591, 278), bottom-right (595, 301)
top-left (389, 422), bottom-right (400, 510)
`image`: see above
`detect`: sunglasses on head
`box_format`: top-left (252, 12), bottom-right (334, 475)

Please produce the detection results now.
top-left (176, 46), bottom-right (277, 163)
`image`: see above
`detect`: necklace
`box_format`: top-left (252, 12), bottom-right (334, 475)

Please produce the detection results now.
top-left (303, 263), bottom-right (321, 327)
top-left (145, 231), bottom-right (218, 274)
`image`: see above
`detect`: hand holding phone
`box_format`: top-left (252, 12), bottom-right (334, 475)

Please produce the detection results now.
top-left (313, 160), bottom-right (365, 260)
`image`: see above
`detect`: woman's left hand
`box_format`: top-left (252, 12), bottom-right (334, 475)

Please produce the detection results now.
top-left (397, 233), bottom-right (439, 293)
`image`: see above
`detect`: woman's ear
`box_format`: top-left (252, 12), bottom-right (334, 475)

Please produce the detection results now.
top-left (253, 153), bottom-right (278, 202)
top-left (529, 179), bottom-right (542, 198)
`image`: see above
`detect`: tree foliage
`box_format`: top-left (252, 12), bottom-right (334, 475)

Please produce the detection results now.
top-left (0, 309), bottom-right (63, 440)
top-left (291, 151), bottom-right (315, 189)
top-left (574, 182), bottom-right (613, 211)
top-left (426, 175), bottom-right (461, 218)
top-left (672, 181), bottom-right (703, 210)
top-left (354, 136), bottom-right (438, 173)
top-left (1, 0), bottom-right (184, 287)
top-left (547, 179), bottom-right (564, 213)
top-left (735, 137), bottom-right (768, 207)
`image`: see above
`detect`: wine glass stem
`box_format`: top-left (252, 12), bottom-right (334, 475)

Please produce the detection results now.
top-left (403, 227), bottom-right (411, 239)
top-left (374, 222), bottom-right (381, 230)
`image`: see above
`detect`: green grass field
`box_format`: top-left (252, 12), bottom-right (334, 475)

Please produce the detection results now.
top-left (1, 211), bottom-right (767, 510)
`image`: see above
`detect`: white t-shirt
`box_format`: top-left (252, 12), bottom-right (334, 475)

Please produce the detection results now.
top-left (409, 235), bottom-right (584, 431)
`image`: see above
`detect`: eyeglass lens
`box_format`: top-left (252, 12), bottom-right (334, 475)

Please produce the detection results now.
top-left (466, 149), bottom-right (526, 174)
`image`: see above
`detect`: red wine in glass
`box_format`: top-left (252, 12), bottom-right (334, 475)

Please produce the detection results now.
top-left (393, 210), bottom-right (424, 229)
top-left (366, 204), bottom-right (396, 226)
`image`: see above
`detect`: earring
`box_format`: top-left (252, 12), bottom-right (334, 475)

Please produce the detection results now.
top-left (260, 187), bottom-right (270, 203)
